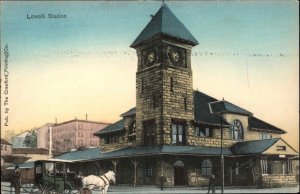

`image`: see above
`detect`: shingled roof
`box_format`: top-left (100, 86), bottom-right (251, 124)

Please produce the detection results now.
top-left (55, 145), bottom-right (232, 162)
top-left (130, 4), bottom-right (198, 48)
top-left (95, 90), bottom-right (285, 135)
top-left (249, 116), bottom-right (286, 134)
top-left (55, 148), bottom-right (101, 161)
top-left (230, 138), bottom-right (279, 155)
top-left (193, 91), bottom-right (229, 126)
top-left (120, 107), bottom-right (136, 117)
top-left (209, 100), bottom-right (253, 116)
top-left (94, 119), bottom-right (125, 135)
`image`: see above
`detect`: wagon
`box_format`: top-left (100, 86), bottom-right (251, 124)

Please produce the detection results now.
top-left (20, 159), bottom-right (92, 194)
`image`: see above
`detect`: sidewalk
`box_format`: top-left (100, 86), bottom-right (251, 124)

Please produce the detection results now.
top-left (1, 182), bottom-right (299, 194)
top-left (106, 185), bottom-right (300, 194)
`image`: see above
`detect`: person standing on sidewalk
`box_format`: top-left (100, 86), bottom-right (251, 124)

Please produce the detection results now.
top-left (159, 174), bottom-right (166, 191)
top-left (11, 165), bottom-right (21, 194)
top-left (207, 174), bottom-right (215, 194)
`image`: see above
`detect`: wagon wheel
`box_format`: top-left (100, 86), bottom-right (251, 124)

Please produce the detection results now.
top-left (21, 182), bottom-right (40, 193)
top-left (34, 182), bottom-right (56, 194)
top-left (79, 187), bottom-right (92, 194)
top-left (64, 184), bottom-right (77, 194)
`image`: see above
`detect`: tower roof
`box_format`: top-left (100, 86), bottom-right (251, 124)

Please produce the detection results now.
top-left (130, 4), bottom-right (198, 48)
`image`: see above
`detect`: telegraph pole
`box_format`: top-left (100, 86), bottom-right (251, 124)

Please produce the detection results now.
top-left (221, 113), bottom-right (224, 194)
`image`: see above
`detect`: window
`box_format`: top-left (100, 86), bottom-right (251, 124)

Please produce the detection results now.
top-left (78, 140), bottom-right (83, 146)
top-left (195, 127), bottom-right (211, 137)
top-left (283, 161), bottom-right (289, 174)
top-left (262, 133), bottom-right (272, 140)
top-left (143, 120), bottom-right (156, 146)
top-left (171, 123), bottom-right (186, 145)
top-left (235, 162), bottom-right (239, 175)
top-left (78, 132), bottom-right (83, 137)
top-left (261, 158), bottom-right (272, 174)
top-left (276, 146), bottom-right (286, 151)
top-left (90, 133), bottom-right (94, 138)
top-left (129, 121), bottom-right (136, 134)
top-left (90, 141), bottom-right (94, 146)
top-left (146, 169), bottom-right (153, 177)
top-left (201, 159), bottom-right (212, 176)
top-left (104, 135), bottom-right (118, 144)
top-left (153, 95), bottom-right (157, 109)
top-left (230, 120), bottom-right (244, 141)
top-left (184, 97), bottom-right (187, 111)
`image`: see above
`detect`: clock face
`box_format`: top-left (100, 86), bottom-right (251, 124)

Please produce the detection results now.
top-left (168, 47), bottom-right (185, 67)
top-left (147, 52), bottom-right (155, 63)
top-left (143, 48), bottom-right (157, 67)
top-left (171, 51), bottom-right (180, 62)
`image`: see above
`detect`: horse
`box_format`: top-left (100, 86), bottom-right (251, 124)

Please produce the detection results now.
top-left (79, 171), bottom-right (116, 194)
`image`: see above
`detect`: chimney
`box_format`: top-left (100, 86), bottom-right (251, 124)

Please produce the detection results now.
top-left (55, 118), bottom-right (57, 124)
top-left (86, 114), bottom-right (88, 120)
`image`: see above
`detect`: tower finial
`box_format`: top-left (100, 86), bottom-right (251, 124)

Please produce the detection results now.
top-left (162, 0), bottom-right (165, 6)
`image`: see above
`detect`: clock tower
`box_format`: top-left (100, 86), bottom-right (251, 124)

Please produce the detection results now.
top-left (130, 4), bottom-right (198, 146)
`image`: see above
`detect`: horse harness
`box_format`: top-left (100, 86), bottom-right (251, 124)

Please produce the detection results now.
top-left (99, 174), bottom-right (110, 186)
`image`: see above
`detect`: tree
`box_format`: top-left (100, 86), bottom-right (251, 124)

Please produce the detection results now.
top-left (23, 128), bottom-right (37, 148)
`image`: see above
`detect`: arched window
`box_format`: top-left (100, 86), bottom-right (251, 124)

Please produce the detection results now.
top-left (201, 159), bottom-right (212, 176)
top-left (230, 120), bottom-right (244, 141)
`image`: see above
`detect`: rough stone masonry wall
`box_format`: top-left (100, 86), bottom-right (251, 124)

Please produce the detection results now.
top-left (161, 47), bottom-right (194, 145)
top-left (136, 63), bottom-right (164, 146)
top-left (260, 174), bottom-right (297, 188)
top-left (100, 141), bottom-right (132, 152)
top-left (189, 127), bottom-right (236, 147)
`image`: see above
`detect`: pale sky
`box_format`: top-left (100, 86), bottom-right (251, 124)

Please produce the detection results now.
top-left (1, 0), bottom-right (299, 150)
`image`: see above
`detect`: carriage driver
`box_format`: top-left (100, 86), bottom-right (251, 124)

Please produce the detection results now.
top-left (11, 165), bottom-right (21, 194)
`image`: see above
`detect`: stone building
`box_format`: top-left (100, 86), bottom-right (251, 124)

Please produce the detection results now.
top-left (57, 4), bottom-right (298, 188)
top-left (52, 118), bottom-right (109, 152)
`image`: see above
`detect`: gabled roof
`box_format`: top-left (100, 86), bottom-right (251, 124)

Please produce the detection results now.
top-left (193, 91), bottom-right (229, 126)
top-left (209, 100), bottom-right (253, 116)
top-left (95, 90), bottom-right (285, 135)
top-left (94, 119), bottom-right (125, 135)
top-left (230, 138), bottom-right (279, 155)
top-left (249, 116), bottom-right (286, 134)
top-left (230, 138), bottom-right (298, 156)
top-left (130, 4), bottom-right (198, 48)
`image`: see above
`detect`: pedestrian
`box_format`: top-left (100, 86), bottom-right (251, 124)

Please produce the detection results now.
top-left (207, 174), bottom-right (215, 194)
top-left (159, 174), bottom-right (166, 191)
top-left (11, 165), bottom-right (21, 194)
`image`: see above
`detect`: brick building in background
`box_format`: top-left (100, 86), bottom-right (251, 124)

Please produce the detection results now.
top-left (51, 118), bottom-right (109, 152)
top-left (36, 123), bottom-right (54, 149)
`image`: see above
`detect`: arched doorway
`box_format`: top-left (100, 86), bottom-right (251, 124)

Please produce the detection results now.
top-left (173, 160), bottom-right (187, 185)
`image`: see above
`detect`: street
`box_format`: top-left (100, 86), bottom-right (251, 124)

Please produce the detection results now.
top-left (1, 182), bottom-right (299, 194)
top-left (107, 185), bottom-right (299, 193)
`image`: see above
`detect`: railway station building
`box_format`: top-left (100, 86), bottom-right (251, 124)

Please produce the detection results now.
top-left (56, 4), bottom-right (298, 188)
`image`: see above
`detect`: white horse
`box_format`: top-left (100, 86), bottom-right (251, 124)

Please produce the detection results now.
top-left (80, 171), bottom-right (116, 194)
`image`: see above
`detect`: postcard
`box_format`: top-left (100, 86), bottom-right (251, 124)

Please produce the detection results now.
top-left (1, 1), bottom-right (299, 193)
